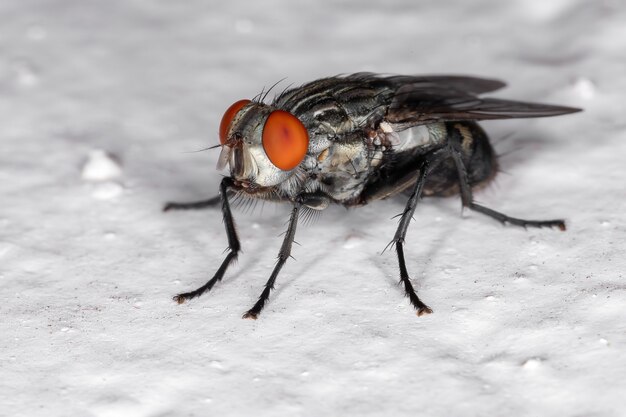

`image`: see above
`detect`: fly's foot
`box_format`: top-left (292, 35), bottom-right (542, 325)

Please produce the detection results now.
top-left (173, 294), bottom-right (187, 304)
top-left (512, 218), bottom-right (566, 231)
top-left (469, 204), bottom-right (567, 231)
top-left (500, 217), bottom-right (566, 231)
top-left (554, 220), bottom-right (566, 231)
top-left (173, 291), bottom-right (200, 304)
top-left (163, 196), bottom-right (222, 212)
top-left (416, 305), bottom-right (433, 316)
top-left (242, 310), bottom-right (259, 320)
top-left (163, 202), bottom-right (199, 212)
top-left (406, 289), bottom-right (433, 316)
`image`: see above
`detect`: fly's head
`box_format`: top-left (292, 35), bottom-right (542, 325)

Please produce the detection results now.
top-left (217, 99), bottom-right (309, 189)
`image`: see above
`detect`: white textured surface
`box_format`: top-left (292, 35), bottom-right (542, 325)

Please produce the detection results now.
top-left (1, 1), bottom-right (625, 416)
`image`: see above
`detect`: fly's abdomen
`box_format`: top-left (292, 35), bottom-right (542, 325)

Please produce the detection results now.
top-left (423, 121), bottom-right (497, 196)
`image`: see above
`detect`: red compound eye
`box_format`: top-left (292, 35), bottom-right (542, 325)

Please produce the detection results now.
top-left (219, 99), bottom-right (251, 145)
top-left (262, 110), bottom-right (309, 171)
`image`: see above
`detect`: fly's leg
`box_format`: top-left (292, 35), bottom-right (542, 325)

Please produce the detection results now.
top-left (469, 204), bottom-right (565, 230)
top-left (449, 146), bottom-right (566, 230)
top-left (390, 149), bottom-right (447, 316)
top-left (173, 178), bottom-right (240, 303)
top-left (163, 195), bottom-right (221, 212)
top-left (242, 201), bottom-right (302, 320)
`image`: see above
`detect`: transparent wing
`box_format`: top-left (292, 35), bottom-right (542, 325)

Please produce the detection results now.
top-left (345, 72), bottom-right (507, 95)
top-left (273, 73), bottom-right (580, 131)
top-left (387, 82), bottom-right (581, 125)
top-left (274, 73), bottom-right (507, 110)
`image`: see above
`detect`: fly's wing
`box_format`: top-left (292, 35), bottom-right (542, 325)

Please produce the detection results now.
top-left (346, 72), bottom-right (507, 95)
top-left (274, 73), bottom-right (507, 112)
top-left (273, 73), bottom-right (517, 133)
top-left (274, 73), bottom-right (580, 134)
top-left (386, 82), bottom-right (581, 127)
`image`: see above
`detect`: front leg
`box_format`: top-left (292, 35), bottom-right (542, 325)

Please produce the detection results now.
top-left (390, 149), bottom-right (448, 316)
top-left (173, 178), bottom-right (241, 303)
top-left (163, 195), bottom-right (221, 212)
top-left (242, 200), bottom-right (303, 319)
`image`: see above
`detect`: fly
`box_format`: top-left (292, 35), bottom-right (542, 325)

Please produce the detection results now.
top-left (164, 73), bottom-right (581, 319)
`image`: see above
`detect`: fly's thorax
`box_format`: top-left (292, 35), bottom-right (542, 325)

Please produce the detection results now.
top-left (300, 134), bottom-right (372, 202)
top-left (306, 131), bottom-right (332, 154)
top-left (373, 122), bottom-right (447, 152)
top-left (393, 124), bottom-right (435, 151)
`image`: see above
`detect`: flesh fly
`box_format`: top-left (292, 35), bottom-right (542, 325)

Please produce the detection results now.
top-left (165, 73), bottom-right (580, 319)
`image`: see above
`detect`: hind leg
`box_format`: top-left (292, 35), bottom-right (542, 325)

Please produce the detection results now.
top-left (449, 142), bottom-right (566, 231)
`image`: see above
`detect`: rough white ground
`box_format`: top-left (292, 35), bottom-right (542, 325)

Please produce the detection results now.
top-left (1, 1), bottom-right (625, 416)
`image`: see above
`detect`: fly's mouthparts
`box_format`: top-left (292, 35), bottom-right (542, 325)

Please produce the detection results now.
top-left (231, 147), bottom-right (245, 178)
top-left (233, 179), bottom-right (252, 188)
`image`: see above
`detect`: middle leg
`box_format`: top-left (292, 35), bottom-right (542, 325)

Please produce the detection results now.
top-left (242, 201), bottom-right (302, 319)
top-left (390, 149), bottom-right (447, 316)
